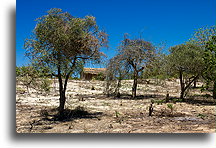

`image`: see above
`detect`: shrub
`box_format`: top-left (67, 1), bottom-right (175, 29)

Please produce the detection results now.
top-left (167, 103), bottom-right (174, 114)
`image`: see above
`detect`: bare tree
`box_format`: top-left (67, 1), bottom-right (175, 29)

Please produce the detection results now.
top-left (117, 35), bottom-right (156, 98)
top-left (106, 55), bottom-right (128, 97)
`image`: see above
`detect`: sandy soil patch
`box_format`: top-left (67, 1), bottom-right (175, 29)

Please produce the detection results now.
top-left (16, 79), bottom-right (215, 133)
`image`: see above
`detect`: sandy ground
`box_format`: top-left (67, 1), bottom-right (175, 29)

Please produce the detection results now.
top-left (16, 79), bottom-right (215, 133)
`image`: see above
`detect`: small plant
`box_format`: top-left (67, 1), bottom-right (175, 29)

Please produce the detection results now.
top-left (92, 77), bottom-right (96, 81)
top-left (115, 110), bottom-right (121, 118)
top-left (167, 103), bottom-right (174, 114)
top-left (172, 99), bottom-right (177, 104)
top-left (114, 110), bottom-right (124, 124)
top-left (95, 72), bottom-right (105, 81)
top-left (16, 87), bottom-right (26, 94)
top-left (197, 113), bottom-right (206, 119)
top-left (153, 99), bottom-right (165, 105)
top-left (40, 78), bottom-right (52, 93)
top-left (172, 98), bottom-right (183, 103)
top-left (103, 102), bottom-right (110, 106)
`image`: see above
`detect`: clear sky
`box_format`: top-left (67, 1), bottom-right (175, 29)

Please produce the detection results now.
top-left (16, 0), bottom-right (216, 67)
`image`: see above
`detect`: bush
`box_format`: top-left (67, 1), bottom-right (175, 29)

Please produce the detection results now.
top-left (40, 79), bottom-right (52, 93)
top-left (95, 72), bottom-right (105, 81)
top-left (167, 103), bottom-right (174, 114)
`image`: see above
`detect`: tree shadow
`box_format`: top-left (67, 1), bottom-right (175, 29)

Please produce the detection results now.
top-left (40, 106), bottom-right (103, 122)
top-left (185, 94), bottom-right (215, 106)
top-left (167, 94), bottom-right (215, 106)
top-left (108, 93), bottom-right (165, 100)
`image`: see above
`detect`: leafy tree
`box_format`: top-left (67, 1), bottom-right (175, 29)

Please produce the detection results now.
top-left (204, 36), bottom-right (216, 99)
top-left (165, 44), bottom-right (204, 101)
top-left (16, 66), bottom-right (21, 77)
top-left (117, 36), bottom-right (156, 98)
top-left (142, 49), bottom-right (167, 80)
top-left (189, 26), bottom-right (216, 99)
top-left (70, 60), bottom-right (84, 79)
top-left (24, 8), bottom-right (108, 117)
top-left (17, 66), bottom-right (39, 93)
top-left (189, 26), bottom-right (216, 46)
top-left (95, 72), bottom-right (105, 81)
top-left (16, 65), bottom-right (52, 94)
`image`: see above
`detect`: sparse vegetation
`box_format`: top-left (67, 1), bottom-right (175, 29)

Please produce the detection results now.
top-left (16, 8), bottom-right (216, 133)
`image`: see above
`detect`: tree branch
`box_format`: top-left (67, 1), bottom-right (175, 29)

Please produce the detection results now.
top-left (184, 74), bottom-right (199, 91)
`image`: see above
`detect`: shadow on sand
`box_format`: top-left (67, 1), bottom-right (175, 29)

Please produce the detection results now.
top-left (109, 93), bottom-right (165, 100)
top-left (40, 106), bottom-right (103, 122)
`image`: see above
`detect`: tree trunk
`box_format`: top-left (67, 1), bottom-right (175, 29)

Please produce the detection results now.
top-left (213, 80), bottom-right (216, 100)
top-left (58, 77), bottom-right (65, 117)
top-left (58, 71), bottom-right (71, 117)
top-left (57, 58), bottom-right (76, 118)
top-left (115, 79), bottom-right (121, 97)
top-left (57, 64), bottom-right (66, 117)
top-left (132, 71), bottom-right (138, 98)
top-left (59, 89), bottom-right (66, 116)
top-left (179, 70), bottom-right (185, 101)
top-left (193, 79), bottom-right (197, 88)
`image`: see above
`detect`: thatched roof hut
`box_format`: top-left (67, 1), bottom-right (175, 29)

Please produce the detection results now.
top-left (80, 68), bottom-right (106, 80)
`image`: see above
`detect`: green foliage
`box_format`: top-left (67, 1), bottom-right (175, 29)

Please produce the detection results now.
top-left (166, 44), bottom-right (204, 76)
top-left (24, 8), bottom-right (108, 114)
top-left (71, 60), bottom-right (84, 79)
top-left (95, 72), bottom-right (105, 81)
top-left (171, 98), bottom-right (183, 103)
top-left (16, 66), bottom-right (21, 77)
top-left (189, 26), bottom-right (216, 46)
top-left (164, 43), bottom-right (205, 100)
top-left (197, 113), bottom-right (206, 119)
top-left (167, 103), bottom-right (174, 113)
top-left (25, 8), bottom-right (108, 72)
top-left (40, 79), bottom-right (52, 92)
top-left (115, 110), bottom-right (121, 118)
top-left (16, 66), bottom-right (39, 91)
top-left (16, 87), bottom-right (26, 94)
top-left (152, 99), bottom-right (165, 105)
top-left (189, 26), bottom-right (216, 80)
top-left (203, 36), bottom-right (216, 99)
top-left (142, 50), bottom-right (167, 79)
top-left (16, 65), bottom-right (52, 93)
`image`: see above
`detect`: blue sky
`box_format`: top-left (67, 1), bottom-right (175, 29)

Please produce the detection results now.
top-left (16, 0), bottom-right (216, 67)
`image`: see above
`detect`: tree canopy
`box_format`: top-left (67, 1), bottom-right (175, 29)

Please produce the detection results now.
top-left (165, 43), bottom-right (204, 100)
top-left (111, 35), bottom-right (156, 98)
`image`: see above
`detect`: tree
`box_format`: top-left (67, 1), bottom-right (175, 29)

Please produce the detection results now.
top-left (117, 36), bottom-right (156, 98)
top-left (16, 66), bottom-right (39, 93)
top-left (189, 26), bottom-right (216, 100)
top-left (106, 55), bottom-right (129, 97)
top-left (16, 65), bottom-right (52, 93)
top-left (204, 36), bottom-right (216, 99)
top-left (189, 26), bottom-right (216, 46)
top-left (24, 8), bottom-right (108, 117)
top-left (165, 44), bottom-right (204, 101)
top-left (142, 49), bottom-right (166, 80)
top-left (16, 66), bottom-right (21, 77)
